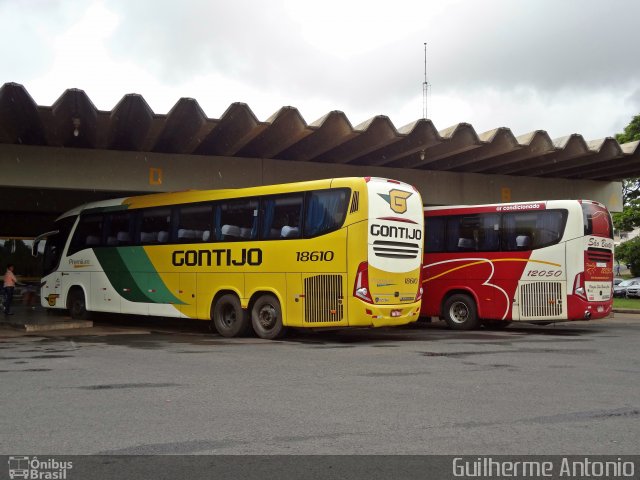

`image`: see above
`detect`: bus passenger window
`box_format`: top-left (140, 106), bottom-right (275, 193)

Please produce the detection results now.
top-left (140, 208), bottom-right (171, 244)
top-left (502, 210), bottom-right (566, 251)
top-left (69, 214), bottom-right (104, 254)
top-left (303, 189), bottom-right (349, 238)
top-left (217, 199), bottom-right (259, 241)
top-left (261, 194), bottom-right (303, 240)
top-left (176, 204), bottom-right (213, 243)
top-left (105, 211), bottom-right (134, 247)
top-left (424, 217), bottom-right (446, 253)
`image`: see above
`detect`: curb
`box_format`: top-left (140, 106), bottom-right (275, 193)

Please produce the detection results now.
top-left (1, 320), bottom-right (93, 332)
top-left (612, 308), bottom-right (640, 314)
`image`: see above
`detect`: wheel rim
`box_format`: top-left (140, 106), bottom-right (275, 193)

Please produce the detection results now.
top-left (257, 303), bottom-right (277, 330)
top-left (449, 301), bottom-right (469, 324)
top-left (220, 304), bottom-right (236, 328)
top-left (72, 297), bottom-right (84, 315)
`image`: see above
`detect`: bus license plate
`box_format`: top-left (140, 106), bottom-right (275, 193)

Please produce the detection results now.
top-left (597, 306), bottom-right (604, 313)
top-left (391, 309), bottom-right (401, 317)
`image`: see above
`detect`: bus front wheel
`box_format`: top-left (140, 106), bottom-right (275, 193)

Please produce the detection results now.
top-left (251, 294), bottom-right (287, 340)
top-left (212, 294), bottom-right (249, 338)
top-left (443, 294), bottom-right (479, 330)
top-left (68, 288), bottom-right (89, 320)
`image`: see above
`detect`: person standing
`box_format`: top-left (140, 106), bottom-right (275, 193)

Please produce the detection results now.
top-left (3, 264), bottom-right (17, 315)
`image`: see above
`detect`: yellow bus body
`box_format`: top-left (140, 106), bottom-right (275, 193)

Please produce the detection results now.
top-left (38, 177), bottom-right (424, 337)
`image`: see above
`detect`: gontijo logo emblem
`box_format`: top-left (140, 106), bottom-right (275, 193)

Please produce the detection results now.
top-left (378, 189), bottom-right (413, 214)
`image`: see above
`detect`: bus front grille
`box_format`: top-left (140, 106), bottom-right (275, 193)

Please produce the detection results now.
top-left (372, 240), bottom-right (420, 259)
top-left (304, 274), bottom-right (344, 323)
top-left (519, 281), bottom-right (564, 319)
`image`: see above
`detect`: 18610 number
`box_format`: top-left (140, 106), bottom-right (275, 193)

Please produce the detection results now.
top-left (296, 251), bottom-right (334, 262)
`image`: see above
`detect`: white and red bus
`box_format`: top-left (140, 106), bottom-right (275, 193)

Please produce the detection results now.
top-left (421, 200), bottom-right (613, 329)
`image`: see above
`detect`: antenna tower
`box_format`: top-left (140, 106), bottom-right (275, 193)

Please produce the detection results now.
top-left (422, 42), bottom-right (429, 120)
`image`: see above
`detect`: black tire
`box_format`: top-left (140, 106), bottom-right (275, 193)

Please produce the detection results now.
top-left (251, 294), bottom-right (287, 340)
top-left (442, 293), bottom-right (479, 330)
top-left (212, 294), bottom-right (249, 338)
top-left (68, 288), bottom-right (89, 320)
top-left (481, 319), bottom-right (512, 330)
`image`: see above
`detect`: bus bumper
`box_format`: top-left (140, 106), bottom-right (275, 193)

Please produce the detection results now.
top-left (354, 300), bottom-right (422, 327)
top-left (567, 295), bottom-right (612, 320)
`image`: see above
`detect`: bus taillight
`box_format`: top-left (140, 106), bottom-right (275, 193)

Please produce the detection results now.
top-left (574, 272), bottom-right (586, 299)
top-left (353, 261), bottom-right (374, 303)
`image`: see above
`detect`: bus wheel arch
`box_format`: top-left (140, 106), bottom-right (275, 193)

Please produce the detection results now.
top-left (249, 291), bottom-right (287, 340)
top-left (67, 286), bottom-right (90, 320)
top-left (210, 291), bottom-right (250, 337)
top-left (441, 291), bottom-right (479, 330)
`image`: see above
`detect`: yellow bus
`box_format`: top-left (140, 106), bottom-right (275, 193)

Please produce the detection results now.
top-left (33, 177), bottom-right (424, 339)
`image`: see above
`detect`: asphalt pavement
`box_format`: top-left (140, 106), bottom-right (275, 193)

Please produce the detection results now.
top-left (1, 311), bottom-right (639, 455)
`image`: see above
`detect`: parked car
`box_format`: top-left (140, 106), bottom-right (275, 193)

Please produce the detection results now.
top-left (614, 278), bottom-right (624, 286)
top-left (615, 278), bottom-right (640, 298)
top-left (626, 282), bottom-right (640, 298)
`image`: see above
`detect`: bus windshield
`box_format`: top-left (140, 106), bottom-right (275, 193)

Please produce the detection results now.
top-left (43, 217), bottom-right (76, 275)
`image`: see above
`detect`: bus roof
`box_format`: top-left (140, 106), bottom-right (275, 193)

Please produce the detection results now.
top-left (424, 199), bottom-right (608, 215)
top-left (55, 177), bottom-right (410, 220)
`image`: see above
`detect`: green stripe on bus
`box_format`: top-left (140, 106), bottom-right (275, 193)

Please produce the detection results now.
top-left (94, 247), bottom-right (184, 305)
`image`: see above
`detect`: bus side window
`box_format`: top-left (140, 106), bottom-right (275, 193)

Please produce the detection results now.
top-left (445, 216), bottom-right (462, 252)
top-left (218, 198), bottom-right (259, 241)
top-left (303, 189), bottom-right (349, 238)
top-left (261, 194), bottom-right (303, 240)
top-left (176, 204), bottom-right (213, 243)
top-left (105, 212), bottom-right (135, 247)
top-left (424, 217), bottom-right (446, 253)
top-left (502, 211), bottom-right (565, 251)
top-left (140, 208), bottom-right (171, 244)
top-left (68, 214), bottom-right (104, 255)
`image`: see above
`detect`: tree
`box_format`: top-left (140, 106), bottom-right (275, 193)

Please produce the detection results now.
top-left (0, 240), bottom-right (42, 278)
top-left (615, 236), bottom-right (640, 277)
top-left (615, 114), bottom-right (640, 143)
top-left (612, 114), bottom-right (640, 232)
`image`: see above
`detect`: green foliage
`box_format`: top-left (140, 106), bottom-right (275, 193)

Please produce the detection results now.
top-left (612, 115), bottom-right (640, 232)
top-left (615, 114), bottom-right (640, 143)
top-left (614, 197), bottom-right (640, 231)
top-left (0, 240), bottom-right (42, 278)
top-left (615, 236), bottom-right (640, 277)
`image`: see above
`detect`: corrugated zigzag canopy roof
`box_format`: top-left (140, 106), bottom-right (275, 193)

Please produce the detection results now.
top-left (0, 82), bottom-right (637, 181)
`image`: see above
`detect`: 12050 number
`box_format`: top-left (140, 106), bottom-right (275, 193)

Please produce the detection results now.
top-left (296, 251), bottom-right (335, 262)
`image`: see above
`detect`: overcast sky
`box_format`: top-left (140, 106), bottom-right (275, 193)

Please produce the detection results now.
top-left (2, 0), bottom-right (639, 141)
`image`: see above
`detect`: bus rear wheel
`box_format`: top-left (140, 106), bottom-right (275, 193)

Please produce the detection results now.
top-left (443, 294), bottom-right (479, 330)
top-left (68, 288), bottom-right (89, 320)
top-left (251, 294), bottom-right (287, 340)
top-left (212, 294), bottom-right (249, 338)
